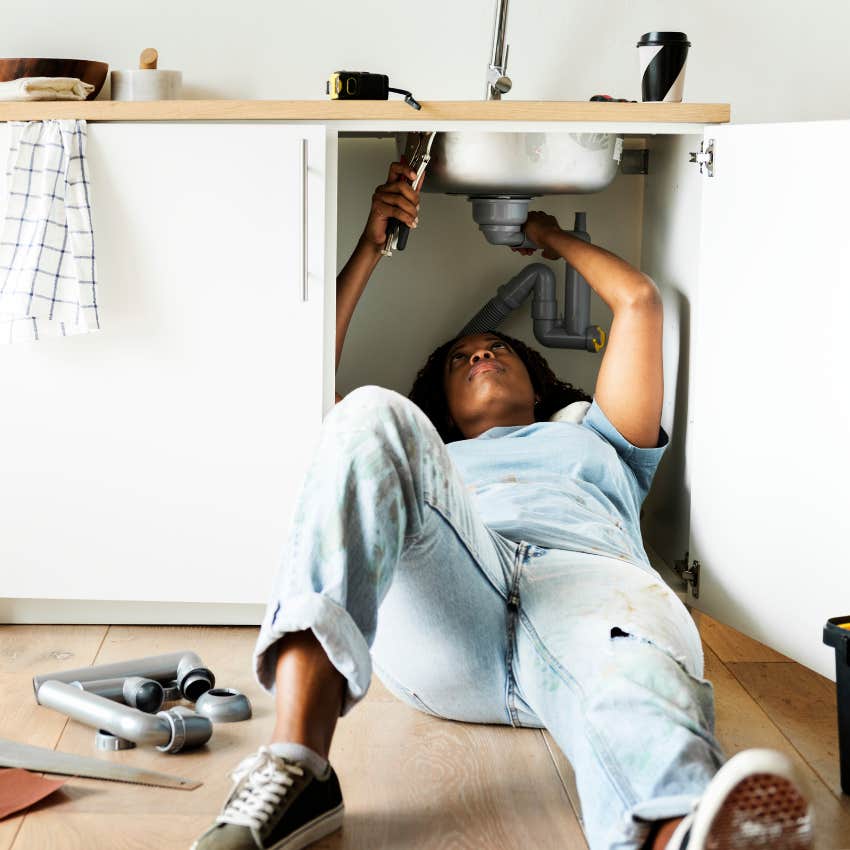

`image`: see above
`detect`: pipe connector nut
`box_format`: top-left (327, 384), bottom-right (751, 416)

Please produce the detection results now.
top-left (155, 706), bottom-right (212, 753)
top-left (95, 729), bottom-right (136, 751)
top-left (162, 680), bottom-right (181, 703)
top-left (176, 654), bottom-right (215, 702)
top-left (195, 688), bottom-right (252, 723)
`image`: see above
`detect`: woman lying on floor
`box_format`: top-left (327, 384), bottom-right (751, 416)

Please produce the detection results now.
top-left (192, 161), bottom-right (814, 850)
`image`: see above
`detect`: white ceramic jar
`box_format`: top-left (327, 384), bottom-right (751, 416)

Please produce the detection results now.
top-left (111, 69), bottom-right (182, 101)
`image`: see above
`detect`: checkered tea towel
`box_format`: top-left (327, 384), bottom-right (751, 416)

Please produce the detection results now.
top-left (0, 120), bottom-right (100, 343)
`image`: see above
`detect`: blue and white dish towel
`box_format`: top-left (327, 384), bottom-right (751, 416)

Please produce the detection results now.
top-left (0, 120), bottom-right (100, 343)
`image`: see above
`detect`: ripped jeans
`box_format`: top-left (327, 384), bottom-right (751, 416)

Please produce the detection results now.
top-left (254, 386), bottom-right (726, 850)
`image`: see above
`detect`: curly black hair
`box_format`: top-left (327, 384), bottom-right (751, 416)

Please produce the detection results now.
top-left (408, 330), bottom-right (591, 443)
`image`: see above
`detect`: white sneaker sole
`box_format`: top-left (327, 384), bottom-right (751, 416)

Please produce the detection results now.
top-left (269, 803), bottom-right (345, 850)
top-left (688, 749), bottom-right (813, 849)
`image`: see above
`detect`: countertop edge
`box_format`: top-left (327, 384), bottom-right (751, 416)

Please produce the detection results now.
top-left (0, 99), bottom-right (732, 123)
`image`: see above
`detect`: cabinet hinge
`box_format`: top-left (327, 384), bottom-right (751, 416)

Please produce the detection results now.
top-left (688, 139), bottom-right (715, 177)
top-left (672, 551), bottom-right (701, 598)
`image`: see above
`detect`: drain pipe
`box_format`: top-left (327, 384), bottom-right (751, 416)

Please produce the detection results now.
top-left (562, 212), bottom-right (591, 337)
top-left (35, 680), bottom-right (212, 753)
top-left (460, 212), bottom-right (605, 352)
top-left (32, 650), bottom-right (215, 703)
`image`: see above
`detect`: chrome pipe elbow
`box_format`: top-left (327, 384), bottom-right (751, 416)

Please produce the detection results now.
top-left (36, 680), bottom-right (212, 753)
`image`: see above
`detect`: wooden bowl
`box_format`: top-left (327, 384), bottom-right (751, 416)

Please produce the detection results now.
top-left (0, 58), bottom-right (109, 100)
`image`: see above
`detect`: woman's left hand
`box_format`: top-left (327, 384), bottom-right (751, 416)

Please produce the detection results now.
top-left (510, 210), bottom-right (562, 259)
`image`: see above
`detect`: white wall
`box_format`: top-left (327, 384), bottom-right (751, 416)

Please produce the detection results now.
top-left (3, 0), bottom-right (849, 123)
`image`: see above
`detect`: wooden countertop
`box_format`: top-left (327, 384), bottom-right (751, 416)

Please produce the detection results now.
top-left (0, 100), bottom-right (730, 123)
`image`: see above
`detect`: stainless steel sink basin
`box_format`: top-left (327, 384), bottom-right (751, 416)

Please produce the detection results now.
top-left (397, 131), bottom-right (622, 196)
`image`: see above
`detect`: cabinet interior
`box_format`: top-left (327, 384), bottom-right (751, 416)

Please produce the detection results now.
top-left (335, 133), bottom-right (704, 576)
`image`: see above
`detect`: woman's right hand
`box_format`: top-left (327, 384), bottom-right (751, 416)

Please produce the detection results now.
top-left (361, 162), bottom-right (422, 250)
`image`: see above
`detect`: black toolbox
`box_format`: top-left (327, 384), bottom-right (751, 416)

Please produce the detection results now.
top-left (823, 615), bottom-right (850, 794)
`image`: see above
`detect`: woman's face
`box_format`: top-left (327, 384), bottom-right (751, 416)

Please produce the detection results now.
top-left (443, 333), bottom-right (538, 438)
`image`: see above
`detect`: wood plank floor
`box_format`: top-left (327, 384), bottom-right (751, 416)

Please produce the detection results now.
top-left (1, 612), bottom-right (848, 849)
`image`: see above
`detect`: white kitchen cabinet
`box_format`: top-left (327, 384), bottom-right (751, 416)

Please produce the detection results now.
top-left (0, 123), bottom-right (332, 607)
top-left (1, 113), bottom-right (844, 684)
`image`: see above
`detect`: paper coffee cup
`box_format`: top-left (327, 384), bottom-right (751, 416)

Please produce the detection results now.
top-left (637, 32), bottom-right (690, 102)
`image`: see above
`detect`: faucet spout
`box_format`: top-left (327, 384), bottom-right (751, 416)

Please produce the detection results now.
top-left (486, 0), bottom-right (512, 100)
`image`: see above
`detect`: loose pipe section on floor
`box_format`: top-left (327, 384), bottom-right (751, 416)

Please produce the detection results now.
top-left (70, 676), bottom-right (165, 713)
top-left (32, 650), bottom-right (215, 702)
top-left (32, 651), bottom-right (215, 753)
top-left (35, 680), bottom-right (212, 753)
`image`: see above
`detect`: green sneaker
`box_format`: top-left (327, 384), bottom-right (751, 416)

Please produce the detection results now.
top-left (191, 746), bottom-right (344, 850)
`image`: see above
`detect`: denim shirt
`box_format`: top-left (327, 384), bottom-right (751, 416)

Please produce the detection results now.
top-left (445, 398), bottom-right (669, 567)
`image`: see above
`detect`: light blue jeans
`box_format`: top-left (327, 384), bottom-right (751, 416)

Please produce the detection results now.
top-left (254, 386), bottom-right (725, 850)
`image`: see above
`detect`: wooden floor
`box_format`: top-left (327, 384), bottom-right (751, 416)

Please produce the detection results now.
top-left (1, 612), bottom-right (848, 850)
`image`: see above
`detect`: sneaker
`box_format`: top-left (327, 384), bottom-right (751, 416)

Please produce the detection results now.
top-left (665, 748), bottom-right (814, 849)
top-left (191, 745), bottom-right (344, 850)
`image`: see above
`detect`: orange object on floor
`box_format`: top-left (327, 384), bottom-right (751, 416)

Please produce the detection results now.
top-left (0, 768), bottom-right (67, 820)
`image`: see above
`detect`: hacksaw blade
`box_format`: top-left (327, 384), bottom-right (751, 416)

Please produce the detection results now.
top-left (0, 737), bottom-right (201, 790)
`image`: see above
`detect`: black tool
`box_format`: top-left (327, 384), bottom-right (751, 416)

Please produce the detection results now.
top-left (590, 94), bottom-right (637, 103)
top-left (382, 131), bottom-right (437, 257)
top-left (326, 71), bottom-right (421, 110)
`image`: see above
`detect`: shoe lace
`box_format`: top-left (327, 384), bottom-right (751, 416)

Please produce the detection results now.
top-left (216, 746), bottom-right (305, 833)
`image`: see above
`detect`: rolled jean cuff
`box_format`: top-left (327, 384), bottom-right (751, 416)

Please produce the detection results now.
top-left (253, 591), bottom-right (373, 717)
top-left (613, 794), bottom-right (699, 850)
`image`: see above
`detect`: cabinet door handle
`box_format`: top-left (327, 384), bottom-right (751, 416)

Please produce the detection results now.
top-left (300, 137), bottom-right (308, 302)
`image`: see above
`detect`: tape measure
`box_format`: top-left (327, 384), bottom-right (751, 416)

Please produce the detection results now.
top-left (326, 71), bottom-right (421, 109)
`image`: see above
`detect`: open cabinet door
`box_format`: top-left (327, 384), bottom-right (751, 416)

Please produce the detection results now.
top-left (687, 120), bottom-right (850, 680)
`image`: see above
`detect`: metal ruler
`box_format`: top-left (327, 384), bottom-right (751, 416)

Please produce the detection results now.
top-left (0, 737), bottom-right (200, 790)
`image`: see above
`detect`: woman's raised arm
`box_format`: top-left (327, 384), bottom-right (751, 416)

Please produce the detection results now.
top-left (335, 162), bottom-right (422, 402)
top-left (522, 211), bottom-right (664, 448)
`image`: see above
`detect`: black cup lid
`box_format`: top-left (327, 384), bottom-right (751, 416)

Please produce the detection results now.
top-left (637, 31), bottom-right (691, 47)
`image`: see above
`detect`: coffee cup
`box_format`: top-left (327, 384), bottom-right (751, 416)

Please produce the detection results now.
top-left (637, 32), bottom-right (690, 102)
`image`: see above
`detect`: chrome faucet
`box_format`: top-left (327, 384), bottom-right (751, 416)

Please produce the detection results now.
top-left (486, 0), bottom-right (512, 100)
